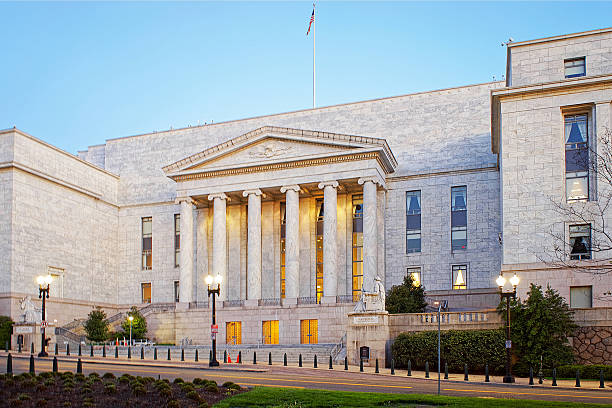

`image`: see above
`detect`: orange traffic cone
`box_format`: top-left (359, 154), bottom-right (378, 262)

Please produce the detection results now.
top-left (228, 354), bottom-right (232, 363)
top-left (237, 353), bottom-right (240, 363)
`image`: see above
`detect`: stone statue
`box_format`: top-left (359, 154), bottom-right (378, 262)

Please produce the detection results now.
top-left (353, 276), bottom-right (386, 313)
top-left (19, 296), bottom-right (41, 324)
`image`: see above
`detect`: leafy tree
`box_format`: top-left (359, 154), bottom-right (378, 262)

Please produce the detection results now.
top-left (84, 308), bottom-right (110, 342)
top-left (385, 273), bottom-right (427, 314)
top-left (121, 307), bottom-right (147, 340)
top-left (499, 283), bottom-right (576, 371)
top-left (0, 316), bottom-right (14, 347)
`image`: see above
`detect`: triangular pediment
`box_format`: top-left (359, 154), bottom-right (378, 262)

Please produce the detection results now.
top-left (163, 126), bottom-right (397, 178)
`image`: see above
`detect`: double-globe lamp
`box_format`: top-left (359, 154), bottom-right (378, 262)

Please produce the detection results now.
top-left (36, 274), bottom-right (53, 357)
top-left (497, 272), bottom-right (520, 383)
top-left (206, 273), bottom-right (222, 367)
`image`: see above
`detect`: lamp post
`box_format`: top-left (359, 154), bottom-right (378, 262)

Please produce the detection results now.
top-left (496, 273), bottom-right (520, 383)
top-left (128, 316), bottom-right (134, 346)
top-left (36, 274), bottom-right (53, 357)
top-left (433, 300), bottom-right (447, 395)
top-left (206, 273), bottom-right (222, 367)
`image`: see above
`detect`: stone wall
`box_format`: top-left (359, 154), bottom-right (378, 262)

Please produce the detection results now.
top-left (572, 326), bottom-right (612, 365)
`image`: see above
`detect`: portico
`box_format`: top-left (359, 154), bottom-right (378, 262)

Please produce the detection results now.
top-left (164, 126), bottom-right (397, 306)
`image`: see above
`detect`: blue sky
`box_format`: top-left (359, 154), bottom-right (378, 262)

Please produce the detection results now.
top-left (1, 1), bottom-right (611, 154)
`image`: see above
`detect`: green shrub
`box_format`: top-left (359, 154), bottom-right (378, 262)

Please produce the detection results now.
top-left (121, 307), bottom-right (147, 340)
top-left (204, 382), bottom-right (219, 393)
top-left (104, 383), bottom-right (117, 394)
top-left (543, 364), bottom-right (612, 380)
top-left (193, 377), bottom-right (205, 385)
top-left (391, 329), bottom-right (506, 374)
top-left (0, 316), bottom-right (14, 347)
top-left (180, 383), bottom-right (195, 392)
top-left (222, 381), bottom-right (240, 390)
top-left (186, 390), bottom-right (201, 401)
top-left (385, 274), bottom-right (427, 313)
top-left (102, 373), bottom-right (115, 380)
top-left (173, 377), bottom-right (184, 384)
top-left (167, 400), bottom-right (180, 408)
top-left (18, 394), bottom-right (31, 401)
top-left (132, 384), bottom-right (146, 396)
top-left (159, 387), bottom-right (172, 398)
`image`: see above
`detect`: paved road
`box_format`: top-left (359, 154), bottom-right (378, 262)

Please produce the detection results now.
top-left (2, 355), bottom-right (611, 405)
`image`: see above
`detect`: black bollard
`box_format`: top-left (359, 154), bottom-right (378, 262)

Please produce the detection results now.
top-left (268, 352), bottom-right (272, 365)
top-left (484, 364), bottom-right (489, 382)
top-left (360, 358), bottom-right (364, 372)
top-left (529, 367), bottom-right (534, 385)
top-left (115, 347), bottom-right (118, 359)
top-left (77, 358), bottom-right (82, 374)
top-left (90, 345), bottom-right (94, 357)
top-left (407, 359), bottom-right (411, 376)
top-left (314, 355), bottom-right (318, 368)
top-left (66, 344), bottom-right (70, 356)
top-left (391, 358), bottom-right (395, 375)
top-left (52, 356), bottom-right (58, 373)
top-left (552, 368), bottom-right (557, 386)
top-left (167, 348), bottom-right (171, 361)
top-left (6, 353), bottom-right (12, 374)
top-left (54, 343), bottom-right (58, 355)
top-left (210, 350), bottom-right (213, 363)
top-left (344, 356), bottom-right (348, 371)
top-left (31, 342), bottom-right (34, 354)
top-left (425, 361), bottom-right (429, 378)
top-left (29, 354), bottom-right (35, 374)
top-left (538, 371), bottom-right (543, 385)
top-left (284, 353), bottom-right (287, 366)
top-left (18, 342), bottom-right (22, 353)
top-left (181, 349), bottom-right (184, 361)
top-left (253, 351), bottom-right (256, 364)
top-left (78, 344), bottom-right (82, 356)
top-left (464, 363), bottom-right (468, 381)
top-left (600, 369), bottom-right (605, 389)
top-left (4, 341), bottom-right (8, 352)
top-left (195, 349), bottom-right (198, 362)
top-left (103, 345), bottom-right (106, 358)
top-left (224, 350), bottom-right (227, 363)
top-left (153, 347), bottom-right (157, 360)
top-left (299, 354), bottom-right (302, 367)
top-left (576, 370), bottom-right (581, 387)
top-left (329, 355), bottom-right (333, 370)
top-left (141, 347), bottom-right (144, 360)
top-left (238, 351), bottom-right (242, 364)
top-left (375, 358), bottom-right (379, 374)
top-left (445, 362), bottom-right (449, 380)
top-left (128, 347), bottom-right (131, 359)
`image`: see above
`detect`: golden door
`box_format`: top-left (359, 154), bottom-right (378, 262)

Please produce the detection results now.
top-left (262, 320), bottom-right (279, 344)
top-left (226, 321), bottom-right (242, 345)
top-left (300, 319), bottom-right (318, 344)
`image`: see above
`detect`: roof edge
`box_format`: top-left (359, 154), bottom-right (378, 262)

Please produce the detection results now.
top-left (508, 27), bottom-right (612, 49)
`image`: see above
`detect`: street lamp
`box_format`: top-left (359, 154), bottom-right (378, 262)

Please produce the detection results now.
top-left (496, 273), bottom-right (520, 383)
top-left (36, 274), bottom-right (53, 357)
top-left (433, 300), bottom-right (447, 396)
top-left (206, 274), bottom-right (222, 367)
top-left (128, 316), bottom-right (134, 346)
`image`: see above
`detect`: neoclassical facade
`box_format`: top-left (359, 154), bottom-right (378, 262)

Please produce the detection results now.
top-left (1, 27), bottom-right (611, 345)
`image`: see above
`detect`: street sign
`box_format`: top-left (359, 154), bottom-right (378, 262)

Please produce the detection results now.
top-left (505, 340), bottom-right (512, 349)
top-left (211, 333), bottom-right (217, 340)
top-left (41, 321), bottom-right (48, 328)
top-left (211, 324), bottom-right (218, 334)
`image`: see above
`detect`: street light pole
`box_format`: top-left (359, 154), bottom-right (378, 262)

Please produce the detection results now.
top-left (433, 300), bottom-right (447, 396)
top-left (206, 274), bottom-right (222, 367)
top-left (128, 316), bottom-right (134, 346)
top-left (36, 275), bottom-right (52, 357)
top-left (496, 273), bottom-right (520, 384)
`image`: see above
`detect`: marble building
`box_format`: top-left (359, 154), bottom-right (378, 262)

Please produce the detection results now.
top-left (1, 27), bottom-right (611, 345)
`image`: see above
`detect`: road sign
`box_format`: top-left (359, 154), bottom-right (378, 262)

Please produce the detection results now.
top-left (505, 340), bottom-right (512, 349)
top-left (211, 333), bottom-right (217, 340)
top-left (211, 324), bottom-right (218, 334)
top-left (41, 321), bottom-right (48, 328)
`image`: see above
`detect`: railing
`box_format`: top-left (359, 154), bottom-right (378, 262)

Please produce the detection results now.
top-left (223, 300), bottom-right (244, 308)
top-left (105, 312), bottom-right (125, 325)
top-left (330, 332), bottom-right (346, 360)
top-left (297, 297), bottom-right (317, 305)
top-left (336, 295), bottom-right (355, 304)
top-left (62, 318), bottom-right (87, 331)
top-left (139, 302), bottom-right (175, 316)
top-left (259, 298), bottom-right (281, 306)
top-left (55, 327), bottom-right (86, 344)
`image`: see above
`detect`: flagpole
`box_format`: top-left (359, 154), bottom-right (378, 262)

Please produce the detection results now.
top-left (312, 2), bottom-right (316, 109)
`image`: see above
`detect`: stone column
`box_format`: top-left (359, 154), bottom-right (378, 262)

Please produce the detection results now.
top-left (208, 193), bottom-right (228, 301)
top-left (358, 177), bottom-right (379, 293)
top-left (178, 197), bottom-right (195, 304)
top-left (280, 185), bottom-right (300, 300)
top-left (243, 189), bottom-right (263, 300)
top-left (318, 181), bottom-right (339, 299)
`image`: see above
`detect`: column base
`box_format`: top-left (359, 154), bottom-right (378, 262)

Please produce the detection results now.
top-left (320, 296), bottom-right (337, 305)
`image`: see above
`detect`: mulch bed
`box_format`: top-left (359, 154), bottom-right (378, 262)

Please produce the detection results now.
top-left (0, 371), bottom-right (246, 408)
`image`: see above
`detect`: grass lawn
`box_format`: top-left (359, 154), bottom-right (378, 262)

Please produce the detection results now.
top-left (214, 387), bottom-right (610, 408)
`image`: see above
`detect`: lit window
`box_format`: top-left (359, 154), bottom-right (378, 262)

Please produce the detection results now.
top-left (352, 195), bottom-right (364, 301)
top-left (452, 265), bottom-right (467, 290)
top-left (569, 224), bottom-right (591, 260)
top-left (174, 214), bottom-right (180, 268)
top-left (142, 217), bottom-right (152, 270)
top-left (141, 282), bottom-right (152, 303)
top-left (451, 187), bottom-right (467, 251)
top-left (174, 281), bottom-right (180, 303)
top-left (565, 114), bottom-right (589, 201)
top-left (565, 57), bottom-right (585, 78)
top-left (570, 286), bottom-right (592, 308)
top-left (315, 198), bottom-right (324, 303)
top-left (406, 191), bottom-right (421, 253)
top-left (407, 267), bottom-right (421, 286)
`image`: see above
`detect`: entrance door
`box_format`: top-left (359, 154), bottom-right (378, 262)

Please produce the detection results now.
top-left (262, 320), bottom-right (279, 344)
top-left (300, 319), bottom-right (318, 344)
top-left (226, 321), bottom-right (242, 345)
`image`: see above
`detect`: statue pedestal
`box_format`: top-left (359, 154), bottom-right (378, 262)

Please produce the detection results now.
top-left (11, 323), bottom-right (40, 352)
top-left (346, 311), bottom-right (389, 367)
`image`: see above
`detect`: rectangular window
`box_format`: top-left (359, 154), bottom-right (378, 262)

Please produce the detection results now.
top-left (141, 282), bottom-right (152, 303)
top-left (570, 286), bottom-right (592, 308)
top-left (451, 187), bottom-right (467, 251)
top-left (174, 281), bottom-right (180, 303)
top-left (352, 195), bottom-right (364, 301)
top-left (565, 114), bottom-right (589, 201)
top-left (226, 321), bottom-right (242, 345)
top-left (300, 319), bottom-right (318, 344)
top-left (565, 57), bottom-right (586, 78)
top-left (262, 320), bottom-right (279, 344)
top-left (174, 214), bottom-right (180, 268)
top-left (452, 265), bottom-right (467, 290)
top-left (280, 202), bottom-right (286, 298)
top-left (142, 217), bottom-right (152, 270)
top-left (407, 267), bottom-right (421, 287)
top-left (406, 191), bottom-right (421, 253)
top-left (315, 198), bottom-right (324, 303)
top-left (569, 224), bottom-right (591, 260)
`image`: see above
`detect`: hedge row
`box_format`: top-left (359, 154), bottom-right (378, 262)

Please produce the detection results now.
top-left (391, 329), bottom-right (506, 374)
top-left (544, 365), bottom-right (612, 381)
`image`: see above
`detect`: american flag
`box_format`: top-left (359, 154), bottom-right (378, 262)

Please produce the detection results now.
top-left (306, 7), bottom-right (315, 36)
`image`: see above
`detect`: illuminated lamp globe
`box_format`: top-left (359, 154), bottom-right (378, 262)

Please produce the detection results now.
top-left (496, 275), bottom-right (506, 288)
top-left (215, 274), bottom-right (223, 285)
top-left (509, 274), bottom-right (520, 287)
top-left (205, 275), bottom-right (213, 286)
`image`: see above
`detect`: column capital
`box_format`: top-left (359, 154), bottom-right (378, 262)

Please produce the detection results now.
top-left (317, 180), bottom-right (339, 190)
top-left (280, 184), bottom-right (301, 194)
top-left (242, 189), bottom-right (264, 198)
top-left (207, 192), bottom-right (229, 201)
top-left (175, 196), bottom-right (196, 205)
top-left (358, 176), bottom-right (382, 186)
